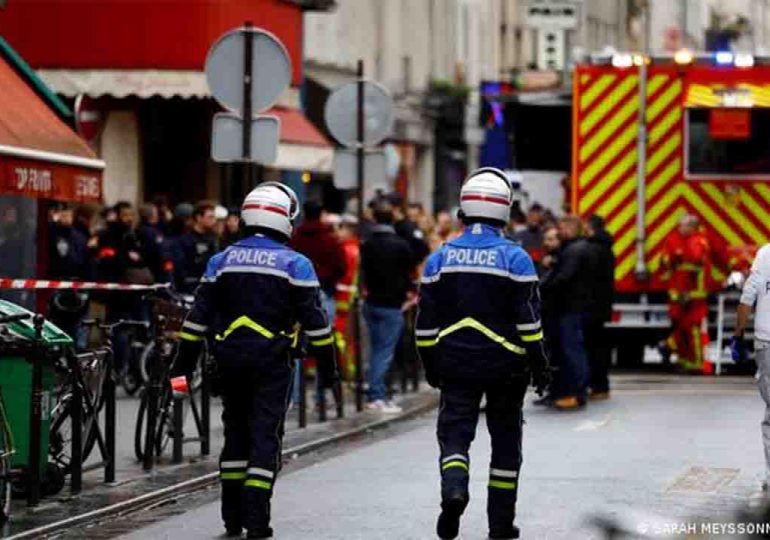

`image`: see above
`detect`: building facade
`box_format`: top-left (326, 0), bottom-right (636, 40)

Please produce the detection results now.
top-left (0, 0), bottom-right (333, 208)
top-left (304, 0), bottom-right (503, 212)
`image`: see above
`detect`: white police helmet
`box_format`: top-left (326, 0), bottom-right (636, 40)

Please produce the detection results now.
top-left (241, 182), bottom-right (300, 238)
top-left (459, 167), bottom-right (513, 224)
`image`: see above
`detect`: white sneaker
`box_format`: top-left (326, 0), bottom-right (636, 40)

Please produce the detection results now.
top-left (365, 399), bottom-right (402, 413)
top-left (382, 400), bottom-right (403, 414)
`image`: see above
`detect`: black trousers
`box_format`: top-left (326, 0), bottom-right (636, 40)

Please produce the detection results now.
top-left (584, 318), bottom-right (611, 393)
top-left (437, 375), bottom-right (529, 531)
top-left (218, 356), bottom-right (293, 532)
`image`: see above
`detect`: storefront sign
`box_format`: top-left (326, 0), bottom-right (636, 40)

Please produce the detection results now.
top-left (0, 157), bottom-right (102, 202)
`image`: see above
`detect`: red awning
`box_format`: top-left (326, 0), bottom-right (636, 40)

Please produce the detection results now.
top-left (268, 106), bottom-right (330, 147)
top-left (0, 52), bottom-right (104, 203)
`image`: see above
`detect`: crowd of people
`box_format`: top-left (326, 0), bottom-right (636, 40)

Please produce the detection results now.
top-left (45, 191), bottom-right (616, 412)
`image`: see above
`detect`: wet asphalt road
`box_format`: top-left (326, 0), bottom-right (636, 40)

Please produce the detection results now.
top-left (101, 376), bottom-right (767, 539)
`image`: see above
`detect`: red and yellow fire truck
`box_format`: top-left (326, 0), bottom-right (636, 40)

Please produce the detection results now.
top-left (571, 51), bottom-right (770, 366)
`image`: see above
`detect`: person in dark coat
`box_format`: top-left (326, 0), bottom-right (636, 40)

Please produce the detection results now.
top-left (533, 225), bottom-right (562, 406)
top-left (539, 215), bottom-right (592, 410)
top-left (290, 201), bottom-right (347, 318)
top-left (583, 214), bottom-right (615, 399)
top-left (137, 202), bottom-right (169, 283)
top-left (177, 201), bottom-right (219, 293)
top-left (386, 193), bottom-right (430, 266)
top-left (49, 205), bottom-right (92, 281)
top-left (360, 202), bottom-right (416, 412)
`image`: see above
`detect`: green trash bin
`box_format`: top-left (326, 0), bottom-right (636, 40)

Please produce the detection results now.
top-left (0, 300), bottom-right (72, 477)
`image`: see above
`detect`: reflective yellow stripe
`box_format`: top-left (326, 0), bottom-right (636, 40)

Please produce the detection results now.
top-left (521, 331), bottom-right (543, 343)
top-left (441, 461), bottom-right (469, 472)
top-left (439, 318), bottom-right (525, 355)
top-left (678, 263), bottom-right (703, 272)
top-left (416, 338), bottom-right (438, 347)
top-left (215, 316), bottom-right (275, 342)
top-left (244, 479), bottom-right (272, 490)
top-left (310, 336), bottom-right (334, 347)
top-left (178, 331), bottom-right (203, 342)
top-left (488, 480), bottom-right (517, 490)
top-left (220, 472), bottom-right (246, 480)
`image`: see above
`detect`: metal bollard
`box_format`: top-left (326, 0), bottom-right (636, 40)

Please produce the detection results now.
top-left (298, 358), bottom-right (307, 429)
top-left (172, 396), bottom-right (184, 464)
top-left (27, 319), bottom-right (44, 507)
top-left (317, 385), bottom-right (327, 423)
top-left (104, 365), bottom-right (116, 483)
top-left (335, 380), bottom-right (344, 419)
top-left (353, 300), bottom-right (364, 412)
top-left (70, 353), bottom-right (83, 494)
top-left (200, 357), bottom-right (210, 456)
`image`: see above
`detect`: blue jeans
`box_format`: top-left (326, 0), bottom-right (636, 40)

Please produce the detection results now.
top-left (557, 313), bottom-right (589, 398)
top-left (363, 303), bottom-right (404, 402)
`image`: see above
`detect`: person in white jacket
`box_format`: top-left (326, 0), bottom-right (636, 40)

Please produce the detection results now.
top-left (734, 244), bottom-right (770, 490)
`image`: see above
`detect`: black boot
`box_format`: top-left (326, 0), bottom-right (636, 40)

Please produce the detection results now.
top-left (223, 527), bottom-right (242, 538)
top-left (436, 488), bottom-right (468, 539)
top-left (489, 524), bottom-right (520, 539)
top-left (246, 527), bottom-right (273, 539)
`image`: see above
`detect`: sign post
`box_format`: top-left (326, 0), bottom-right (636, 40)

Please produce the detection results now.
top-left (205, 24), bottom-right (291, 197)
top-left (324, 63), bottom-right (394, 412)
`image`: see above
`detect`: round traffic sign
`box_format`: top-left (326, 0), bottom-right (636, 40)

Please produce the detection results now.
top-left (205, 27), bottom-right (291, 114)
top-left (324, 81), bottom-right (394, 147)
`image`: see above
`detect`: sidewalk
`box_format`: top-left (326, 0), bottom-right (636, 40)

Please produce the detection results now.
top-left (2, 383), bottom-right (438, 539)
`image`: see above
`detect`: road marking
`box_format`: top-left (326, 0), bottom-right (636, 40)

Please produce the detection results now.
top-left (573, 416), bottom-right (612, 432)
top-left (666, 466), bottom-right (739, 493)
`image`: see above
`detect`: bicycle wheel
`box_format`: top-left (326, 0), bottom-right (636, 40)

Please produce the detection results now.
top-left (1, 394), bottom-right (13, 525)
top-left (134, 386), bottom-right (173, 462)
top-left (0, 453), bottom-right (9, 526)
top-left (48, 393), bottom-right (99, 475)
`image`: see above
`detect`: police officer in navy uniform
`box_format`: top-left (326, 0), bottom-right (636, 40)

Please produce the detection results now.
top-left (416, 168), bottom-right (550, 539)
top-left (177, 182), bottom-right (338, 539)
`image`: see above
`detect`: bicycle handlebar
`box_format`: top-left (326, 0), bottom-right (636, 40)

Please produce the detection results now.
top-left (0, 313), bottom-right (31, 325)
top-left (82, 319), bottom-right (150, 333)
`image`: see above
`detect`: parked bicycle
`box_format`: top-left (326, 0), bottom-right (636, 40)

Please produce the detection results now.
top-left (48, 319), bottom-right (147, 475)
top-left (0, 312), bottom-right (27, 525)
top-left (134, 292), bottom-right (206, 468)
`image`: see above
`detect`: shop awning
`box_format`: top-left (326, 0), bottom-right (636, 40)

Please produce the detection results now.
top-left (0, 50), bottom-right (103, 203)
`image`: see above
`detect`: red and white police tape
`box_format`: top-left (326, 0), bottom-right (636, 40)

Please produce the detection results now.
top-left (0, 278), bottom-right (170, 291)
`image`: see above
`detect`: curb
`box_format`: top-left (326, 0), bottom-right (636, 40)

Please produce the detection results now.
top-left (7, 392), bottom-right (439, 539)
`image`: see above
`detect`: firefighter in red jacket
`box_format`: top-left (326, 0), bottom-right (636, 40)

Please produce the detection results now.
top-left (333, 215), bottom-right (360, 379)
top-left (661, 214), bottom-right (711, 372)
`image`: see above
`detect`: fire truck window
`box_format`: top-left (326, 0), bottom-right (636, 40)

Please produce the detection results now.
top-left (687, 108), bottom-right (770, 176)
